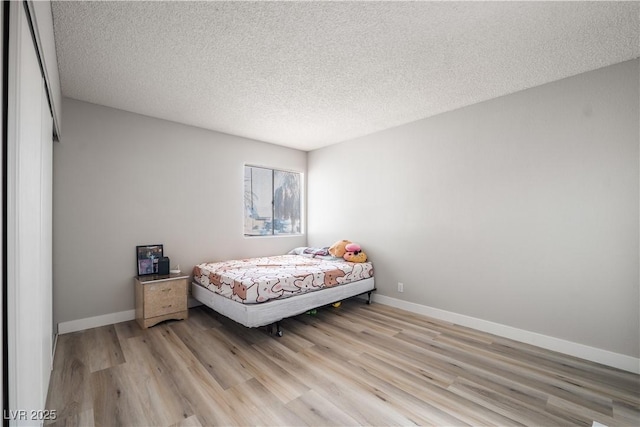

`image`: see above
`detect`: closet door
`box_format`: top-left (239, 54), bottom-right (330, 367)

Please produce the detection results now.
top-left (7, 2), bottom-right (54, 418)
top-left (0, 1), bottom-right (4, 415)
top-left (40, 72), bottom-right (54, 403)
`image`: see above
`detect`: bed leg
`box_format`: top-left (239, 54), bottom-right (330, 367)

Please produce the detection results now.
top-left (366, 291), bottom-right (373, 305)
top-left (267, 322), bottom-right (283, 337)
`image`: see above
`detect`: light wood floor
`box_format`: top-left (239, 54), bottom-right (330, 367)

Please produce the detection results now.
top-left (46, 300), bottom-right (639, 426)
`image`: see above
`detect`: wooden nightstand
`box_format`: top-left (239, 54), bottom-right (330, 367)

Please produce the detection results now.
top-left (135, 273), bottom-right (189, 328)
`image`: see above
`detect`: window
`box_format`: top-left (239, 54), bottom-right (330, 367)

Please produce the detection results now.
top-left (244, 165), bottom-right (302, 236)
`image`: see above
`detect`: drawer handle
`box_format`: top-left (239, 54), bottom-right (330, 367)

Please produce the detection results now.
top-left (162, 289), bottom-right (170, 292)
top-left (162, 305), bottom-right (173, 309)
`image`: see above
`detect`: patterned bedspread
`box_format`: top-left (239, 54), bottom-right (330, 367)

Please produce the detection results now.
top-left (193, 255), bottom-right (374, 304)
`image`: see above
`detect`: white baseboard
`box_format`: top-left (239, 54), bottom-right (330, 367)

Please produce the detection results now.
top-left (57, 309), bottom-right (135, 334)
top-left (56, 298), bottom-right (203, 335)
top-left (371, 294), bottom-right (640, 374)
top-left (57, 298), bottom-right (203, 335)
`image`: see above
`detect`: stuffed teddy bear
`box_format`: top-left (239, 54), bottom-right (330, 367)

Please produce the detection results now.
top-left (329, 239), bottom-right (351, 258)
top-left (343, 242), bottom-right (368, 263)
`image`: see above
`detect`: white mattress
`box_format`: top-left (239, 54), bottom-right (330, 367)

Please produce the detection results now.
top-left (193, 254), bottom-right (374, 304)
top-left (192, 277), bottom-right (375, 328)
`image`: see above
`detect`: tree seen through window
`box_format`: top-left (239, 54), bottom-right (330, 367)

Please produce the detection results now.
top-left (244, 166), bottom-right (302, 236)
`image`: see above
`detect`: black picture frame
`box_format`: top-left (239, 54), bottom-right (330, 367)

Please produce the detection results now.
top-left (136, 244), bottom-right (164, 276)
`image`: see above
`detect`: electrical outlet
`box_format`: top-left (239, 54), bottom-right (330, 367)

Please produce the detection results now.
top-left (398, 282), bottom-right (404, 293)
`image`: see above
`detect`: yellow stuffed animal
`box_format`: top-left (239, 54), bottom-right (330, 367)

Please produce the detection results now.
top-left (343, 242), bottom-right (368, 263)
top-left (344, 250), bottom-right (367, 263)
top-left (329, 239), bottom-right (351, 258)
top-left (329, 240), bottom-right (368, 262)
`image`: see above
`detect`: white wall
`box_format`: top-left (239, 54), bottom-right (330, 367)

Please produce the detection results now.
top-left (53, 99), bottom-right (307, 327)
top-left (308, 59), bottom-right (639, 358)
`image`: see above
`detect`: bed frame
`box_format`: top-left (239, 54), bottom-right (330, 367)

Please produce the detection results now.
top-left (192, 277), bottom-right (375, 336)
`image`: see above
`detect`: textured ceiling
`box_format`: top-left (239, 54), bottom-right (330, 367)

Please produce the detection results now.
top-left (51, 1), bottom-right (639, 151)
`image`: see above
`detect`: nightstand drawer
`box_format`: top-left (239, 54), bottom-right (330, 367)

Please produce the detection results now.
top-left (135, 274), bottom-right (189, 329)
top-left (144, 278), bottom-right (187, 318)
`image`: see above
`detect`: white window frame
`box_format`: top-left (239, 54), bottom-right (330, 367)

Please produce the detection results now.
top-left (244, 165), bottom-right (304, 237)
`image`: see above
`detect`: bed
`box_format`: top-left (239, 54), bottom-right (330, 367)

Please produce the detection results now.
top-left (191, 249), bottom-right (375, 336)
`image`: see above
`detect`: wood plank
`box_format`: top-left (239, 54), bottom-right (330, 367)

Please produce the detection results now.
top-left (90, 364), bottom-right (155, 427)
top-left (46, 332), bottom-right (93, 421)
top-left (185, 306), bottom-right (222, 330)
top-left (299, 345), bottom-right (447, 426)
top-left (113, 319), bottom-right (144, 341)
top-left (46, 303), bottom-right (640, 426)
top-left (448, 376), bottom-right (585, 426)
top-left (487, 339), bottom-right (640, 401)
top-left (546, 395), bottom-right (618, 426)
top-left (46, 408), bottom-right (94, 427)
top-left (348, 352), bottom-right (520, 426)
top-left (285, 390), bottom-right (361, 426)
top-left (285, 315), bottom-right (367, 360)
top-left (613, 399), bottom-right (640, 425)
top-left (170, 320), bottom-right (253, 390)
top-left (166, 365), bottom-right (236, 427)
top-left (169, 415), bottom-right (203, 427)
top-left (91, 361), bottom-right (194, 427)
top-left (208, 326), bottom-right (310, 404)
top-left (223, 378), bottom-right (307, 426)
top-left (83, 325), bottom-right (126, 373)
top-left (394, 329), bottom-right (619, 417)
top-left (122, 323), bottom-right (203, 377)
